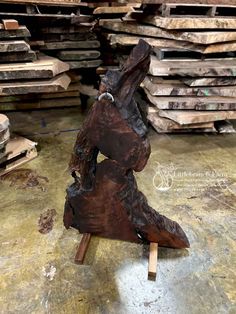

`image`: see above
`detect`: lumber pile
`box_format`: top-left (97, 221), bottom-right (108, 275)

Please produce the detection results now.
top-left (0, 1), bottom-right (143, 110)
top-left (31, 24), bottom-right (102, 71)
top-left (0, 1), bottom-right (103, 110)
top-left (0, 18), bottom-right (78, 111)
top-left (99, 1), bottom-right (236, 133)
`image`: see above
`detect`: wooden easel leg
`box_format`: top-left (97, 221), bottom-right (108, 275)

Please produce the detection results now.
top-left (148, 242), bottom-right (158, 281)
top-left (74, 233), bottom-right (91, 265)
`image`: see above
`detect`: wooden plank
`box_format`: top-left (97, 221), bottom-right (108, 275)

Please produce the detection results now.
top-left (148, 242), bottom-right (158, 280)
top-left (150, 124), bottom-right (216, 133)
top-left (0, 26), bottom-right (31, 39)
top-left (86, 2), bottom-right (141, 8)
top-left (158, 110), bottom-right (236, 125)
top-left (77, 83), bottom-right (98, 97)
top-left (106, 34), bottom-right (204, 52)
top-left (149, 56), bottom-right (236, 77)
top-left (0, 97), bottom-right (81, 111)
top-left (100, 19), bottom-right (236, 44)
top-left (144, 90), bottom-right (236, 110)
top-left (68, 59), bottom-right (102, 69)
top-left (0, 73), bottom-right (71, 95)
top-left (0, 136), bottom-right (37, 176)
top-left (0, 55), bottom-right (69, 81)
top-left (74, 233), bottom-right (91, 265)
top-left (96, 65), bottom-right (119, 75)
top-left (94, 6), bottom-right (134, 15)
top-left (0, 90), bottom-right (79, 102)
top-left (148, 106), bottom-right (214, 131)
top-left (183, 77), bottom-right (236, 87)
top-left (39, 24), bottom-right (93, 34)
top-left (2, 19), bottom-right (19, 30)
top-left (205, 41), bottom-right (236, 54)
top-left (41, 40), bottom-right (100, 50)
top-left (67, 70), bottom-right (82, 83)
top-left (41, 32), bottom-right (97, 42)
top-left (29, 40), bottom-right (45, 48)
top-left (0, 12), bottom-right (91, 21)
top-left (132, 14), bottom-right (236, 29)
top-left (0, 40), bottom-right (30, 53)
top-left (143, 76), bottom-right (236, 97)
top-left (57, 50), bottom-right (101, 61)
top-left (154, 43), bottom-right (236, 57)
top-left (0, 50), bottom-right (36, 62)
top-left (175, 30), bottom-right (236, 45)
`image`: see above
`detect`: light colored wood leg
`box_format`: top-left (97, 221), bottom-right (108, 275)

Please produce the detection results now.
top-left (148, 242), bottom-right (158, 280)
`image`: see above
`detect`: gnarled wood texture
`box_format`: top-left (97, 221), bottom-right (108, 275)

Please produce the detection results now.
top-left (64, 40), bottom-right (190, 249)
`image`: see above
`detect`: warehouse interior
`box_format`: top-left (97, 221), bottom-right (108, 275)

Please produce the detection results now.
top-left (0, 1), bottom-right (236, 314)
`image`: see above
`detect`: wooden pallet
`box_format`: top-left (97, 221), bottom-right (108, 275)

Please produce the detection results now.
top-left (143, 3), bottom-right (236, 17)
top-left (0, 135), bottom-right (37, 176)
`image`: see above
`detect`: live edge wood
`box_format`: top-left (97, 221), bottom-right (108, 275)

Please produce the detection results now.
top-left (74, 233), bottom-right (91, 265)
top-left (100, 19), bottom-right (236, 45)
top-left (64, 40), bottom-right (190, 249)
top-left (0, 55), bottom-right (69, 81)
top-left (148, 242), bottom-right (158, 280)
top-left (132, 13), bottom-right (236, 29)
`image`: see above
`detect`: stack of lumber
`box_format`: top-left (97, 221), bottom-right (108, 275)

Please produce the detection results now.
top-left (99, 0), bottom-right (236, 133)
top-left (24, 0), bottom-right (142, 85)
top-left (0, 1), bottom-right (142, 109)
top-left (0, 0), bottom-right (102, 110)
top-left (0, 18), bottom-right (81, 111)
top-left (31, 24), bottom-right (102, 71)
top-left (0, 18), bottom-right (36, 63)
top-left (0, 53), bottom-right (76, 111)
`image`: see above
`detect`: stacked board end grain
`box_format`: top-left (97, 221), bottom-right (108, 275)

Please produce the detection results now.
top-left (100, 0), bottom-right (236, 133)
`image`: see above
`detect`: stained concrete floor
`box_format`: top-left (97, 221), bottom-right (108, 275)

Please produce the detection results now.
top-left (0, 107), bottom-right (235, 314)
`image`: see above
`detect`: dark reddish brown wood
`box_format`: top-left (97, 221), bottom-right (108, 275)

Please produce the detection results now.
top-left (74, 233), bottom-right (91, 265)
top-left (64, 39), bottom-right (190, 249)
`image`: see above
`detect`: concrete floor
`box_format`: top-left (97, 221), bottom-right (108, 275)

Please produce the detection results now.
top-left (0, 107), bottom-right (235, 314)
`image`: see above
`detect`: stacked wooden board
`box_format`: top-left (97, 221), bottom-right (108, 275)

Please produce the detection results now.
top-left (0, 0), bottom-right (103, 111)
top-left (0, 18), bottom-right (83, 111)
top-left (0, 1), bottom-right (144, 111)
top-left (31, 24), bottom-right (102, 71)
top-left (99, 1), bottom-right (236, 133)
top-left (0, 19), bottom-right (36, 63)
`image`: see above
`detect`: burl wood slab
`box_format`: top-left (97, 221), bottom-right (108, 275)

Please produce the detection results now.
top-left (64, 40), bottom-right (190, 249)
